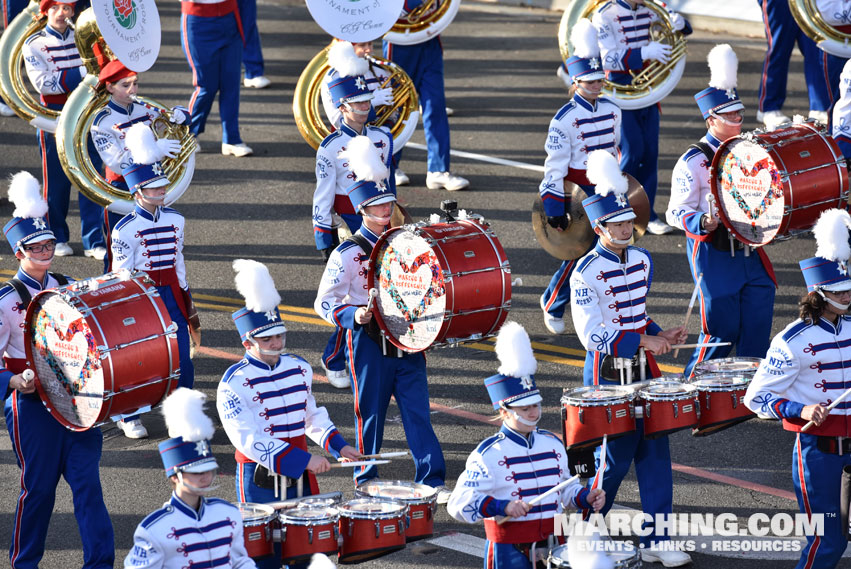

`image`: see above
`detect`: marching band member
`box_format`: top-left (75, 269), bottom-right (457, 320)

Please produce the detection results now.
top-left (757, 0), bottom-right (842, 128)
top-left (1, 172), bottom-right (114, 569)
top-left (111, 123), bottom-right (197, 438)
top-left (570, 150), bottom-right (689, 567)
top-left (124, 388), bottom-right (256, 569)
top-left (90, 59), bottom-right (188, 270)
top-left (314, 75), bottom-right (395, 388)
top-left (447, 321), bottom-right (605, 569)
top-left (314, 136), bottom-right (449, 500)
top-left (384, 1), bottom-right (469, 192)
top-left (744, 209), bottom-right (851, 569)
top-left (591, 0), bottom-right (691, 235)
top-left (238, 0), bottom-right (270, 89)
top-left (539, 19), bottom-right (621, 336)
top-left (180, 0), bottom-right (253, 156)
top-left (832, 58), bottom-right (851, 160)
top-left (665, 44), bottom-right (777, 379)
top-left (218, 259), bottom-right (360, 569)
top-left (23, 0), bottom-right (107, 258)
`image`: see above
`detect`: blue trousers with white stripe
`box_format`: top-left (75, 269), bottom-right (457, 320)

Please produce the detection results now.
top-left (792, 433), bottom-right (851, 569)
top-left (237, 0), bottom-right (264, 79)
top-left (619, 105), bottom-right (661, 222)
top-left (5, 393), bottom-right (114, 569)
top-left (757, 0), bottom-right (842, 113)
top-left (345, 326), bottom-right (445, 487)
top-left (181, 12), bottom-right (243, 144)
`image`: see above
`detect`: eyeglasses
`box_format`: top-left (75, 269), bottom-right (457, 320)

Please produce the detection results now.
top-left (23, 241), bottom-right (56, 254)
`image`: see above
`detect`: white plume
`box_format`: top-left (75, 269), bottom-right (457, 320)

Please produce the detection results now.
top-left (495, 321), bottom-right (537, 378)
top-left (707, 44), bottom-right (738, 92)
top-left (337, 136), bottom-right (388, 182)
top-left (8, 171), bottom-right (47, 219)
top-left (161, 388), bottom-right (215, 442)
top-left (566, 522), bottom-right (616, 569)
top-left (813, 208), bottom-right (851, 262)
top-left (328, 41), bottom-right (368, 78)
top-left (307, 553), bottom-right (336, 569)
top-left (233, 259), bottom-right (282, 313)
top-left (125, 123), bottom-right (164, 165)
top-left (586, 150), bottom-right (627, 198)
top-left (570, 19), bottom-right (600, 59)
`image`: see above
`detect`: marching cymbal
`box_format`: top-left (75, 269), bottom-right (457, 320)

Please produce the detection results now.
top-left (531, 175), bottom-right (650, 261)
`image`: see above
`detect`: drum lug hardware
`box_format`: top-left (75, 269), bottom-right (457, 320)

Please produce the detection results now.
top-left (578, 407), bottom-right (584, 424)
top-left (399, 518), bottom-right (406, 534)
top-left (644, 401), bottom-right (650, 419)
top-left (606, 406), bottom-right (612, 424)
top-left (308, 526), bottom-right (314, 544)
top-left (673, 402), bottom-right (679, 419)
top-left (731, 392), bottom-right (738, 409)
top-left (374, 520), bottom-right (381, 539)
top-left (268, 523), bottom-right (273, 543)
top-left (705, 394), bottom-right (711, 410)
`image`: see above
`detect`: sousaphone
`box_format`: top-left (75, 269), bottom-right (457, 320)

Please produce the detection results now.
top-left (55, 0), bottom-right (196, 215)
top-left (790, 0), bottom-right (851, 58)
top-left (383, 0), bottom-right (462, 45)
top-left (558, 0), bottom-right (687, 110)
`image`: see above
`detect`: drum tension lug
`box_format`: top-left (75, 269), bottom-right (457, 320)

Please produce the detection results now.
top-left (578, 407), bottom-right (584, 424)
top-left (375, 520), bottom-right (381, 539)
top-left (643, 401), bottom-right (649, 419)
top-left (673, 401), bottom-right (679, 419)
top-left (308, 526), bottom-right (314, 545)
top-left (606, 406), bottom-right (612, 424)
top-left (731, 391), bottom-right (738, 409)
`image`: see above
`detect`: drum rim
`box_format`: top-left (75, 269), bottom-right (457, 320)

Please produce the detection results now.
top-left (237, 501), bottom-right (276, 522)
top-left (548, 543), bottom-right (641, 565)
top-left (354, 479), bottom-right (438, 504)
top-left (338, 497), bottom-right (409, 518)
top-left (640, 381), bottom-right (698, 400)
top-left (561, 385), bottom-right (636, 405)
top-left (694, 357), bottom-right (762, 374)
top-left (279, 507), bottom-right (340, 524)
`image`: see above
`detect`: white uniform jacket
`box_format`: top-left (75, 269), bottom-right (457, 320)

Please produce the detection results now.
top-left (217, 352), bottom-right (348, 479)
top-left (321, 63), bottom-right (391, 128)
top-left (313, 123), bottom-right (393, 235)
top-left (111, 205), bottom-right (187, 289)
top-left (23, 24), bottom-right (86, 97)
top-left (447, 425), bottom-right (590, 544)
top-left (816, 0), bottom-right (851, 26)
top-left (539, 93), bottom-right (621, 217)
top-left (314, 225), bottom-right (377, 331)
top-left (745, 316), bottom-right (851, 437)
top-left (123, 493), bottom-right (256, 569)
top-left (91, 99), bottom-right (159, 175)
top-left (570, 242), bottom-right (662, 359)
top-left (665, 132), bottom-right (718, 237)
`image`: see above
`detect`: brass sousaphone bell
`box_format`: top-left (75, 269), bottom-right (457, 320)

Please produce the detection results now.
top-left (383, 0), bottom-right (463, 46)
top-left (532, 176), bottom-right (650, 261)
top-left (55, 0), bottom-right (196, 215)
top-left (789, 0), bottom-right (851, 58)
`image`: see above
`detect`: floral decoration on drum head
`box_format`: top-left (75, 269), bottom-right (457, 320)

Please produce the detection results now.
top-left (378, 245), bottom-right (446, 329)
top-left (719, 153), bottom-right (784, 224)
top-left (32, 311), bottom-right (100, 398)
top-left (113, 0), bottom-right (137, 29)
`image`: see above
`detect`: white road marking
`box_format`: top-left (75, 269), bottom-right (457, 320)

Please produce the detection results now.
top-left (406, 142), bottom-right (545, 173)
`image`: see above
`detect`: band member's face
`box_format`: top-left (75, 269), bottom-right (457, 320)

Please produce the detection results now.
top-left (340, 100), bottom-right (371, 128)
top-left (502, 404), bottom-right (540, 434)
top-left (106, 75), bottom-right (139, 106)
top-left (136, 184), bottom-right (167, 209)
top-left (597, 219), bottom-right (634, 249)
top-left (707, 110), bottom-right (743, 141)
top-left (352, 42), bottom-right (373, 58)
top-left (16, 239), bottom-right (56, 268)
top-left (244, 333), bottom-right (284, 364)
top-left (576, 79), bottom-right (603, 100)
top-left (177, 470), bottom-right (216, 494)
top-left (47, 4), bottom-right (74, 31)
top-left (362, 201), bottom-right (394, 230)
top-left (823, 289), bottom-right (851, 319)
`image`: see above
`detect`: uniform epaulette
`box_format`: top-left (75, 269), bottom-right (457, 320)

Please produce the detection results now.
top-left (320, 130), bottom-right (344, 148)
top-left (140, 505), bottom-right (172, 529)
top-left (475, 432), bottom-right (504, 455)
top-left (205, 497), bottom-right (236, 509)
top-left (536, 428), bottom-right (561, 441)
top-left (681, 147), bottom-right (704, 162)
top-left (597, 97), bottom-right (618, 108)
top-left (782, 319), bottom-right (811, 343)
top-left (554, 101), bottom-right (576, 121)
top-left (93, 108), bottom-right (111, 127)
top-left (0, 284), bottom-right (15, 301)
top-left (161, 206), bottom-right (182, 216)
top-left (113, 213), bottom-right (137, 231)
top-left (576, 252), bottom-right (600, 274)
top-left (284, 353), bottom-right (309, 366)
top-left (221, 360), bottom-right (251, 384)
top-left (336, 240), bottom-right (359, 254)
top-left (24, 31), bottom-right (45, 45)
top-left (597, 1), bottom-right (611, 13)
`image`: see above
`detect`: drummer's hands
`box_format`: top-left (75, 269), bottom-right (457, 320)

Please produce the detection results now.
top-left (701, 213), bottom-right (719, 233)
top-left (586, 488), bottom-right (606, 512)
top-left (802, 403), bottom-right (828, 426)
top-left (338, 445), bottom-right (363, 461)
top-left (354, 307), bottom-right (373, 325)
top-left (546, 214), bottom-right (571, 232)
top-left (504, 500), bottom-right (531, 519)
top-left (639, 334), bottom-right (671, 355)
top-left (658, 326), bottom-right (687, 346)
top-left (307, 455), bottom-right (331, 474)
top-left (9, 373), bottom-right (34, 394)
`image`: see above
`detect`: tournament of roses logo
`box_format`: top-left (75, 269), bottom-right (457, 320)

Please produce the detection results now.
top-left (113, 0), bottom-right (137, 29)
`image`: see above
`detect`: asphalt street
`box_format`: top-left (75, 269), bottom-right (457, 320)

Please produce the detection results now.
top-left (0, 1), bottom-right (848, 567)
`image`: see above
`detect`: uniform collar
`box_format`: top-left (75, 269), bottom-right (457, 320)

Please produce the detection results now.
top-left (573, 92), bottom-right (597, 112)
top-left (45, 24), bottom-right (71, 40)
top-left (339, 121), bottom-right (364, 138)
top-left (107, 98), bottom-right (134, 115)
top-left (704, 131), bottom-right (722, 151)
top-left (134, 203), bottom-right (161, 222)
top-left (356, 225), bottom-right (381, 244)
top-left (501, 424), bottom-right (535, 448)
top-left (244, 351), bottom-right (280, 371)
top-left (616, 0), bottom-right (636, 11)
top-left (594, 241), bottom-right (627, 264)
top-left (818, 316), bottom-right (846, 335)
top-left (170, 492), bottom-right (207, 520)
top-left (16, 268), bottom-right (48, 290)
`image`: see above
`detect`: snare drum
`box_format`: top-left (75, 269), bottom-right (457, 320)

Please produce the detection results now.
top-left (561, 386), bottom-right (636, 450)
top-left (368, 217), bottom-right (511, 353)
top-left (337, 498), bottom-right (408, 563)
top-left (355, 480), bottom-right (437, 541)
top-left (279, 505), bottom-right (340, 564)
top-left (638, 381), bottom-right (699, 439)
top-left (237, 502), bottom-right (276, 559)
top-left (548, 544), bottom-right (642, 568)
top-left (711, 120), bottom-right (849, 246)
top-left (26, 270), bottom-right (179, 430)
top-left (691, 374), bottom-right (755, 436)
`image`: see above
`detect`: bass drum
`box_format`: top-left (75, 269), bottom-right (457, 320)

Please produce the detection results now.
top-left (26, 270), bottom-right (179, 430)
top-left (711, 120), bottom-right (849, 246)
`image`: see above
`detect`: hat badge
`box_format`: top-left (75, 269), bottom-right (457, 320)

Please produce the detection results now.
top-left (33, 217), bottom-right (47, 230)
top-left (264, 310), bottom-right (277, 322)
top-left (589, 57), bottom-right (600, 70)
top-left (725, 89), bottom-right (736, 100)
top-left (615, 193), bottom-right (628, 207)
top-left (194, 440), bottom-right (210, 456)
top-left (520, 375), bottom-right (534, 390)
top-left (355, 77), bottom-right (366, 91)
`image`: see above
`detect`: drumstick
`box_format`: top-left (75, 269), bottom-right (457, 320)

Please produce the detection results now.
top-left (801, 386), bottom-right (851, 432)
top-left (592, 435), bottom-right (607, 491)
top-left (496, 474), bottom-right (580, 525)
top-left (340, 451), bottom-right (408, 461)
top-left (674, 273), bottom-right (703, 358)
top-left (22, 369), bottom-right (34, 383)
top-left (328, 459), bottom-right (390, 469)
top-left (670, 341), bottom-right (732, 350)
top-left (366, 288), bottom-right (378, 312)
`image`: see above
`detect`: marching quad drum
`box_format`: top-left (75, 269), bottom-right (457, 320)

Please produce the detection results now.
top-left (355, 480), bottom-right (438, 541)
top-left (337, 498), bottom-right (409, 563)
top-left (548, 544), bottom-right (643, 568)
top-left (711, 120), bottom-right (849, 246)
top-left (368, 212), bottom-right (511, 353)
top-left (278, 504), bottom-right (341, 564)
top-left (561, 386), bottom-right (637, 450)
top-left (237, 502), bottom-right (277, 559)
top-left (26, 270), bottom-right (179, 431)
top-left (690, 357), bottom-right (760, 436)
top-left (637, 380), bottom-right (699, 439)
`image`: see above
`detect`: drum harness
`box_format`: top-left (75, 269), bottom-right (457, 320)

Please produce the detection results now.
top-left (689, 141), bottom-right (751, 258)
top-left (6, 273), bottom-right (68, 308)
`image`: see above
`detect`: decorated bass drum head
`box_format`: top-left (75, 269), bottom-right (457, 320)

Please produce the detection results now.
top-left (92, 0), bottom-right (161, 71)
top-left (306, 0), bottom-right (404, 43)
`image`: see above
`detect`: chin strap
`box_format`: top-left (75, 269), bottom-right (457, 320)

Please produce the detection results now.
top-left (250, 334), bottom-right (286, 357)
top-left (817, 289), bottom-right (851, 311)
top-left (599, 226), bottom-right (632, 246)
top-left (343, 102), bottom-right (370, 116)
top-left (709, 110), bottom-right (743, 127)
top-left (176, 471), bottom-right (219, 495)
top-left (362, 213), bottom-right (391, 225)
top-left (21, 249), bottom-right (54, 266)
top-left (502, 403), bottom-right (542, 427)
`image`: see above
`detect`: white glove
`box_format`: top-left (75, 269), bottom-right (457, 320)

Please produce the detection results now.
top-left (156, 138), bottom-right (181, 159)
top-left (170, 106), bottom-right (189, 125)
top-left (79, 65), bottom-right (88, 78)
top-left (641, 41), bottom-right (671, 64)
top-left (670, 12), bottom-right (685, 31)
top-left (371, 87), bottom-right (394, 107)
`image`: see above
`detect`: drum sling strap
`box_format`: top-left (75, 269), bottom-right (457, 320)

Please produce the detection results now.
top-left (345, 234), bottom-right (402, 358)
top-left (6, 272), bottom-right (69, 308)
